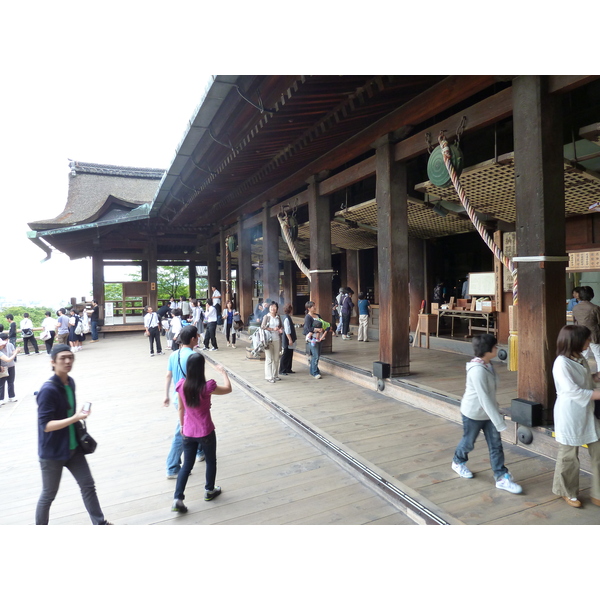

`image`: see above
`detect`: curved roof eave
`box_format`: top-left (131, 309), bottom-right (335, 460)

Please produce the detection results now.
top-left (149, 75), bottom-right (242, 218)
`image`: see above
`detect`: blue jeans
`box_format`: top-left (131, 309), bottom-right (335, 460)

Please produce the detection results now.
top-left (174, 430), bottom-right (217, 499)
top-left (309, 342), bottom-right (321, 376)
top-left (166, 422), bottom-right (204, 476)
top-left (36, 448), bottom-right (106, 525)
top-left (91, 320), bottom-right (98, 341)
top-left (453, 415), bottom-right (508, 480)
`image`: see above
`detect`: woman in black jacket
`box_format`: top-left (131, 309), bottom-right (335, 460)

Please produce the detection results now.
top-left (279, 303), bottom-right (297, 375)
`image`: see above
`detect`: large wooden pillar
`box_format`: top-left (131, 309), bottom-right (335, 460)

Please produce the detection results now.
top-left (346, 249), bottom-right (359, 325)
top-left (148, 239), bottom-right (158, 309)
top-left (283, 260), bottom-right (295, 311)
top-left (189, 261), bottom-right (196, 299)
top-left (375, 135), bottom-right (410, 377)
top-left (513, 75), bottom-right (566, 420)
top-left (219, 228), bottom-right (228, 302)
top-left (207, 239), bottom-right (219, 294)
top-left (307, 175), bottom-right (333, 354)
top-left (262, 201), bottom-right (280, 303)
top-left (237, 217), bottom-right (253, 322)
top-left (92, 253), bottom-right (105, 322)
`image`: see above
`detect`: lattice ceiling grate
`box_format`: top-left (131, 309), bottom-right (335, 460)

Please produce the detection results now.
top-left (415, 153), bottom-right (600, 223)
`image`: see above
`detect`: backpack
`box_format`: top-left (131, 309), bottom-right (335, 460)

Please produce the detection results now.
top-left (75, 319), bottom-right (83, 336)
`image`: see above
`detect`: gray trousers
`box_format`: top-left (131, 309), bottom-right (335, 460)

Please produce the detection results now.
top-left (552, 439), bottom-right (600, 500)
top-left (36, 447), bottom-right (106, 525)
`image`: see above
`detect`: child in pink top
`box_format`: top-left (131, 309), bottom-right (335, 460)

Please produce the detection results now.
top-left (171, 353), bottom-right (232, 513)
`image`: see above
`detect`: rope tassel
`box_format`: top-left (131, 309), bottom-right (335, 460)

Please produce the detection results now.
top-left (438, 132), bottom-right (518, 371)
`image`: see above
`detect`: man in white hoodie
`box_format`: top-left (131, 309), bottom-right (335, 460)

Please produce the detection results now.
top-left (451, 334), bottom-right (523, 494)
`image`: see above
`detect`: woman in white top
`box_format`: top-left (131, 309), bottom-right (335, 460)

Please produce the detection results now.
top-left (552, 324), bottom-right (600, 508)
top-left (261, 302), bottom-right (283, 383)
top-left (20, 313), bottom-right (40, 355)
top-left (170, 308), bottom-right (183, 351)
top-left (41, 311), bottom-right (58, 354)
top-left (203, 300), bottom-right (218, 351)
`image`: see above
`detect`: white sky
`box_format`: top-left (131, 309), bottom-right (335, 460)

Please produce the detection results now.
top-left (0, 3), bottom-right (587, 310)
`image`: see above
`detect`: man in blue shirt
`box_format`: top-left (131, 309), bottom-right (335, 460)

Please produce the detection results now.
top-left (357, 292), bottom-right (371, 342)
top-left (163, 325), bottom-right (204, 478)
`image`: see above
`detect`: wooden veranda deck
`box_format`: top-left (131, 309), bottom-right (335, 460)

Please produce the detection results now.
top-left (2, 328), bottom-right (599, 525)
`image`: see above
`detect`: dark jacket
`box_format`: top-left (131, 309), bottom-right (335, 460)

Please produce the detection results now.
top-left (282, 313), bottom-right (297, 349)
top-left (342, 295), bottom-right (354, 316)
top-left (37, 374), bottom-right (77, 460)
top-left (303, 313), bottom-right (322, 336)
top-left (573, 301), bottom-right (600, 343)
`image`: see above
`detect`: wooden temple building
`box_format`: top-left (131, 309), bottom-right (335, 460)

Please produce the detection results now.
top-left (27, 75), bottom-right (600, 425)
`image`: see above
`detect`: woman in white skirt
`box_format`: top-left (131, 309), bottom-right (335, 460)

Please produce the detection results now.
top-left (261, 302), bottom-right (283, 383)
top-left (552, 324), bottom-right (600, 508)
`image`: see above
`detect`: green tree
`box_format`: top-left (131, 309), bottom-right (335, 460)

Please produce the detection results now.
top-left (0, 306), bottom-right (56, 328)
top-left (157, 266), bottom-right (189, 299)
top-left (104, 283), bottom-right (123, 301)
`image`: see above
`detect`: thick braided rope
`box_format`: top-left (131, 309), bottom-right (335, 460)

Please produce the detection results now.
top-left (225, 244), bottom-right (231, 301)
top-left (277, 213), bottom-right (312, 281)
top-left (438, 133), bottom-right (518, 306)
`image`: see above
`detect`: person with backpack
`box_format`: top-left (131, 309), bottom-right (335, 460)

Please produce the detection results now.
top-left (20, 312), bottom-right (40, 356)
top-left (68, 308), bottom-right (84, 353)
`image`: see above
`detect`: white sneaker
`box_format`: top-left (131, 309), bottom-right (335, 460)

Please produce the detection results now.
top-left (9, 397), bottom-right (18, 403)
top-left (314, 374), bottom-right (322, 379)
top-left (451, 461), bottom-right (473, 479)
top-left (496, 472), bottom-right (522, 494)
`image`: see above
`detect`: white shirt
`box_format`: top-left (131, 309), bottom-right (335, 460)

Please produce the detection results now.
top-left (20, 318), bottom-right (33, 331)
top-left (553, 355), bottom-right (600, 446)
top-left (212, 289), bottom-right (221, 305)
top-left (42, 317), bottom-right (57, 333)
top-left (206, 305), bottom-right (217, 322)
top-left (144, 312), bottom-right (159, 328)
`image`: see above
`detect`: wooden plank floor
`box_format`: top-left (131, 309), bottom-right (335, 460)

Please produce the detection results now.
top-left (210, 330), bottom-right (600, 525)
top-left (6, 329), bottom-right (600, 525)
top-left (0, 339), bottom-right (413, 526)
top-left (322, 334), bottom-right (519, 409)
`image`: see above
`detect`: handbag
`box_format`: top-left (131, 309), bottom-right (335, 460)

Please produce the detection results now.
top-left (22, 328), bottom-right (33, 337)
top-left (74, 420), bottom-right (97, 454)
top-left (0, 365), bottom-right (8, 378)
top-left (40, 330), bottom-right (51, 341)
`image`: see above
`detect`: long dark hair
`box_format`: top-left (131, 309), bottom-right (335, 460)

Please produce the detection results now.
top-left (182, 352), bottom-right (207, 408)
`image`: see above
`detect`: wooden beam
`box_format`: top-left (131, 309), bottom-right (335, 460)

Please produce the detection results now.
top-left (305, 86), bottom-right (514, 198)
top-left (223, 75), bottom-right (498, 226)
top-left (547, 75), bottom-right (599, 95)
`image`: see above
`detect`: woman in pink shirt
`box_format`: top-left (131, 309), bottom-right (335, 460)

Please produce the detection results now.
top-left (171, 353), bottom-right (231, 513)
